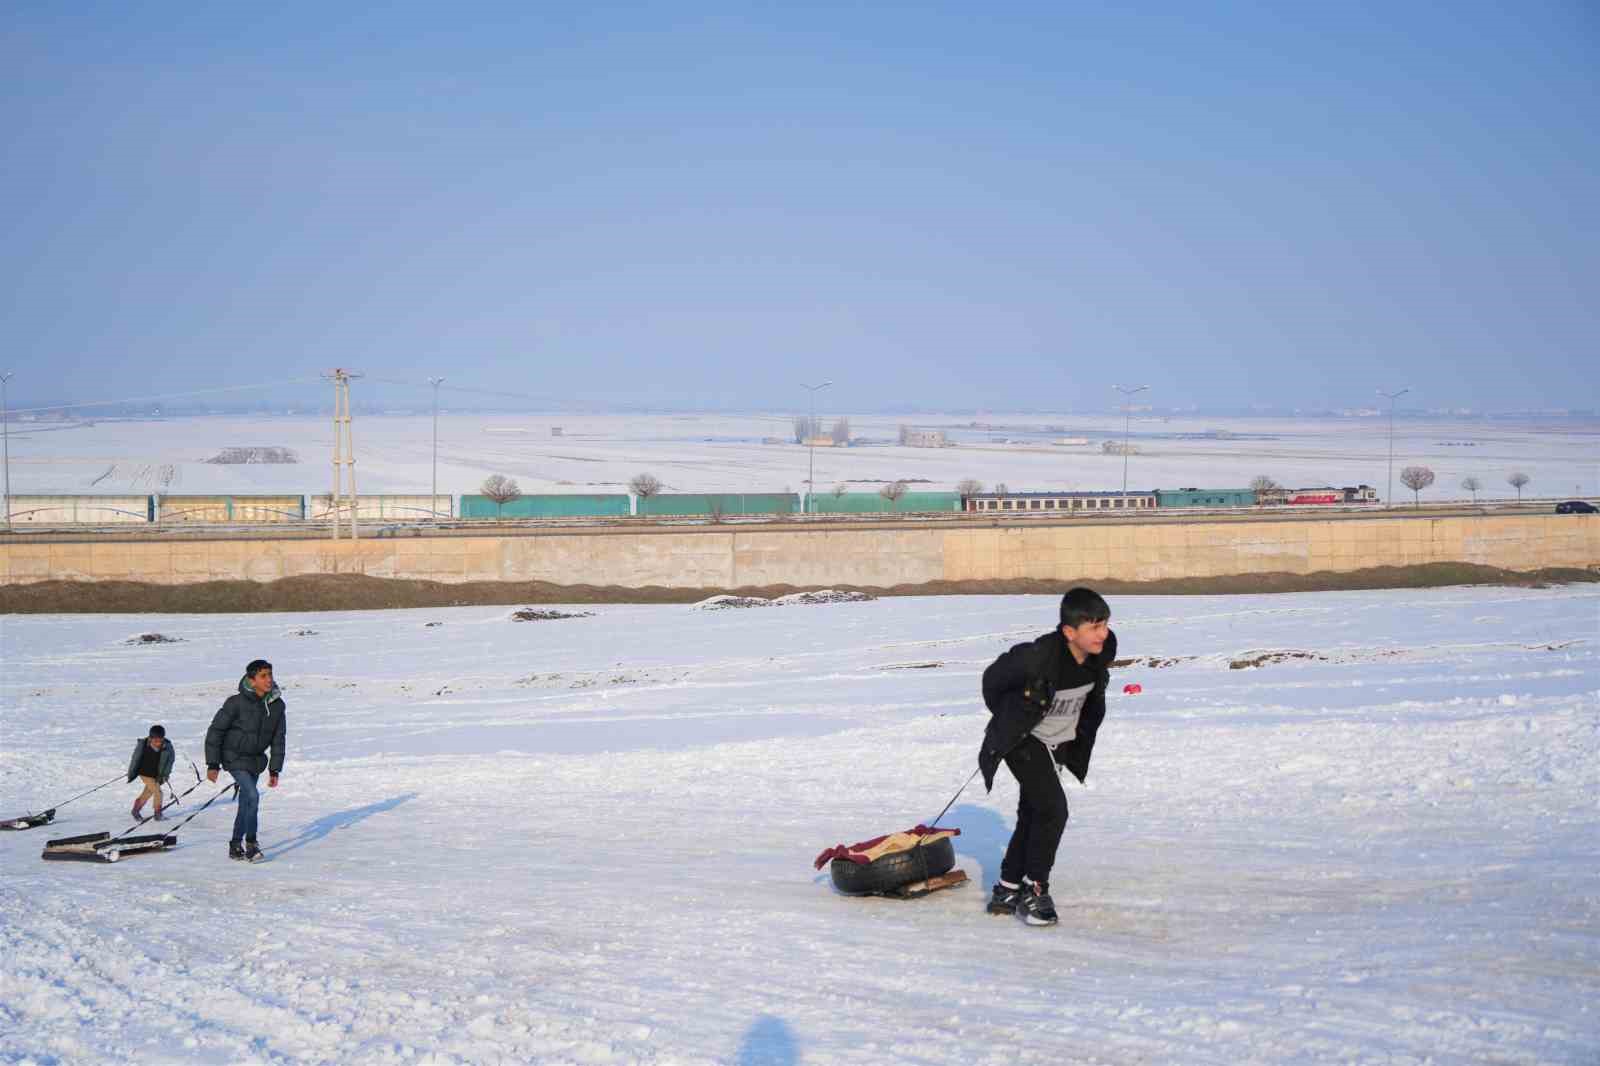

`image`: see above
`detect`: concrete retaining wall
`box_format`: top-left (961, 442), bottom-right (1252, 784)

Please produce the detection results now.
top-left (1, 514), bottom-right (1594, 588)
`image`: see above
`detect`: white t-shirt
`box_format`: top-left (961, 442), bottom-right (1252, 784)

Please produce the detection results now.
top-left (1031, 681), bottom-right (1092, 749)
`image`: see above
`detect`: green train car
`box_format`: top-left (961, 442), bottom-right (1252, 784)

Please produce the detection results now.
top-left (636, 493), bottom-right (799, 517)
top-left (458, 494), bottom-right (631, 519)
top-left (1154, 488), bottom-right (1258, 508)
top-left (807, 491), bottom-right (961, 514)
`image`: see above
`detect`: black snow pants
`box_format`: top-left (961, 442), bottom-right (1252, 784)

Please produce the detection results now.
top-left (999, 737), bottom-right (1068, 888)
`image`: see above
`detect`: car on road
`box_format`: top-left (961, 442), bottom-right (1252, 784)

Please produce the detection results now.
top-left (1555, 500), bottom-right (1597, 514)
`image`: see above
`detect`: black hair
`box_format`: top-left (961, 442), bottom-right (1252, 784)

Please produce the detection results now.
top-left (1059, 587), bottom-right (1111, 628)
top-left (245, 659), bottom-right (273, 678)
top-left (148, 724), bottom-right (166, 739)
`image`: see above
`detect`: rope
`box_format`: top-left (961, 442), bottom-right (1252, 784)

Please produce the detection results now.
top-left (112, 782), bottom-right (236, 842)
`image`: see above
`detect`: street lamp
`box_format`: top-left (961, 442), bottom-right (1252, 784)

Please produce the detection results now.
top-left (1, 371), bottom-right (12, 532)
top-left (428, 376), bottom-right (445, 520)
top-left (1377, 387), bottom-right (1409, 508)
top-left (801, 380), bottom-right (832, 513)
top-left (1113, 383), bottom-right (1148, 503)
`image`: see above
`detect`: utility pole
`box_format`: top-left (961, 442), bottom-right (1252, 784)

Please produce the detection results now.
top-left (801, 380), bottom-right (832, 513)
top-left (428, 376), bottom-right (445, 521)
top-left (327, 369), bottom-right (362, 540)
top-left (1, 371), bottom-right (12, 532)
top-left (1377, 387), bottom-right (1409, 508)
top-left (1113, 383), bottom-right (1148, 503)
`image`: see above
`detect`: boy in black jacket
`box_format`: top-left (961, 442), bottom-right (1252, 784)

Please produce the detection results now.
top-left (979, 587), bottom-right (1117, 926)
top-left (205, 659), bottom-right (286, 863)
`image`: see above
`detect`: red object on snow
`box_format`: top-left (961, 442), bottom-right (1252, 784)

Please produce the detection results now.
top-left (1122, 683), bottom-right (1143, 695)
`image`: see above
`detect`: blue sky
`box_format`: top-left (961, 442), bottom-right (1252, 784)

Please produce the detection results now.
top-left (2, 2), bottom-right (1596, 413)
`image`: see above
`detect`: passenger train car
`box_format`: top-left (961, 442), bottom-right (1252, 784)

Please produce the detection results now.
top-left (0, 484), bottom-right (1380, 527)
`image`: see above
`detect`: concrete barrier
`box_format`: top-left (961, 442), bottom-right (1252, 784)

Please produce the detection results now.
top-left (0, 514), bottom-right (1594, 588)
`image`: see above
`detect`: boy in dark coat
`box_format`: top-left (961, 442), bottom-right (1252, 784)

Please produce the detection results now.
top-left (127, 724), bottom-right (175, 821)
top-left (205, 659), bottom-right (286, 863)
top-left (978, 588), bottom-right (1117, 926)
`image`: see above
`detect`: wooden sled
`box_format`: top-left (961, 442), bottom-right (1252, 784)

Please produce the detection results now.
top-left (41, 830), bottom-right (177, 863)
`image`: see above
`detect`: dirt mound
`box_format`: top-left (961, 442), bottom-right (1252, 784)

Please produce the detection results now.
top-left (511, 608), bottom-right (594, 622)
top-left (1229, 650), bottom-right (1326, 670)
top-left (125, 632), bottom-right (183, 644)
top-left (1, 564), bottom-right (1592, 614)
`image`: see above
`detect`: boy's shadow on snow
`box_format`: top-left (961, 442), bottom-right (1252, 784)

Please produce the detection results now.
top-left (265, 793), bottom-right (417, 859)
top-left (947, 802), bottom-right (1011, 890)
top-left (734, 1015), bottom-right (798, 1066)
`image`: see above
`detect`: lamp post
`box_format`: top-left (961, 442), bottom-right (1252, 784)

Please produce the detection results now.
top-left (1377, 387), bottom-right (1409, 508)
top-left (1, 371), bottom-right (12, 531)
top-left (1113, 383), bottom-right (1148, 503)
top-left (801, 380), bottom-right (832, 513)
top-left (428, 376), bottom-right (445, 520)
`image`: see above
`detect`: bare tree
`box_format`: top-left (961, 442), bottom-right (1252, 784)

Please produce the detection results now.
top-left (830, 417), bottom-right (850, 446)
top-left (480, 474), bottom-right (522, 519)
top-left (630, 472), bottom-right (662, 515)
top-left (993, 482), bottom-right (1009, 495)
top-left (880, 480), bottom-right (909, 510)
top-left (956, 478), bottom-right (983, 498)
top-left (1400, 465), bottom-right (1435, 508)
top-left (1507, 471), bottom-right (1530, 501)
top-left (831, 483), bottom-right (848, 499)
top-left (1461, 475), bottom-right (1481, 503)
top-left (707, 497), bottom-right (726, 524)
top-left (793, 416), bottom-right (821, 444)
top-left (1249, 475), bottom-right (1280, 503)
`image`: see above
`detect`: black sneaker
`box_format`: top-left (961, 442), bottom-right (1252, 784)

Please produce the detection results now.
top-left (1018, 883), bottom-right (1058, 926)
top-left (228, 841), bottom-right (246, 861)
top-left (987, 882), bottom-right (1022, 916)
top-left (244, 840), bottom-right (264, 863)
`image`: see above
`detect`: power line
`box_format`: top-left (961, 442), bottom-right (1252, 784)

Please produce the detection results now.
top-left (4, 377), bottom-right (325, 416)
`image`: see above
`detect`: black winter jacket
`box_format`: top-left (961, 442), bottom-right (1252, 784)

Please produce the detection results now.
top-left (205, 678), bottom-right (287, 776)
top-left (979, 628), bottom-right (1117, 791)
top-left (126, 739), bottom-right (176, 784)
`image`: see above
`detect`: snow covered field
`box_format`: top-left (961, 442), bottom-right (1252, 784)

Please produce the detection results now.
top-left (1, 585), bottom-right (1596, 1064)
top-left (3, 411), bottom-right (1595, 504)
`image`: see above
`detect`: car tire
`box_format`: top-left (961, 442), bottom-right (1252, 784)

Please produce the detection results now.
top-left (829, 836), bottom-right (956, 895)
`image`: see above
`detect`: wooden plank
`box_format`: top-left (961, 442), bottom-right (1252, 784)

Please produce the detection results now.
top-left (882, 869), bottom-right (969, 899)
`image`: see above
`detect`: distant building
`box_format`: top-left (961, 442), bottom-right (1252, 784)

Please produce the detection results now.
top-left (551, 426), bottom-right (563, 437)
top-left (899, 427), bottom-right (947, 448)
top-left (803, 436), bottom-right (837, 447)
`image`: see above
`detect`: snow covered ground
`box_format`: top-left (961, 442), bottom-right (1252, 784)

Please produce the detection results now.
top-left (3, 411), bottom-right (1595, 504)
top-left (1, 585), bottom-right (1596, 1065)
